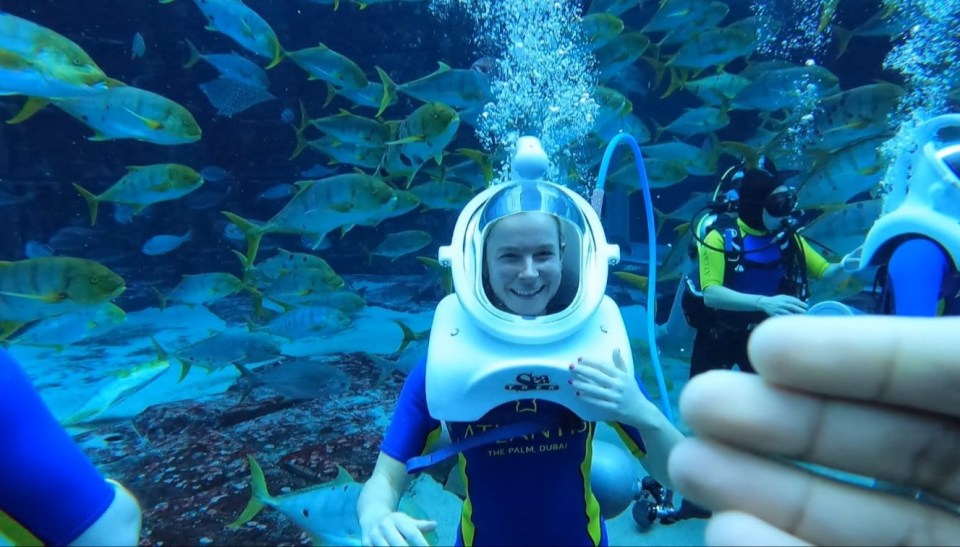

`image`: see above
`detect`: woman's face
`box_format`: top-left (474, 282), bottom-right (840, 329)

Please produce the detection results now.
top-left (484, 212), bottom-right (562, 317)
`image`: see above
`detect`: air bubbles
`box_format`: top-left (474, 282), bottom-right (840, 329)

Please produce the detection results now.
top-left (435, 0), bottom-right (599, 185)
top-left (878, 0), bottom-right (960, 213)
top-left (751, 0), bottom-right (831, 62)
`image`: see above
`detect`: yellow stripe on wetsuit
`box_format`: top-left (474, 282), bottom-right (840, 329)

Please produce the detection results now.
top-left (581, 424), bottom-right (603, 546)
top-left (0, 508), bottom-right (43, 547)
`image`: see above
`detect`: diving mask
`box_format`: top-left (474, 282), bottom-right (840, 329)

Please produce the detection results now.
top-left (764, 187), bottom-right (798, 218)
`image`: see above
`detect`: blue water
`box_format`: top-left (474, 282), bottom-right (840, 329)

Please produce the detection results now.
top-left (1, 0), bottom-right (955, 544)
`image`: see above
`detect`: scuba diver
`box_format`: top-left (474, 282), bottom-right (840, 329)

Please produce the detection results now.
top-left (357, 136), bottom-right (684, 546)
top-left (850, 113), bottom-right (960, 318)
top-left (681, 157), bottom-right (844, 379)
top-left (0, 348), bottom-right (143, 546)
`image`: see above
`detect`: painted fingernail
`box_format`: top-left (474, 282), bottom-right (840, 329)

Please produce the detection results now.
top-left (567, 378), bottom-right (573, 384)
top-left (577, 356), bottom-right (583, 362)
top-left (569, 363), bottom-right (574, 370)
top-left (575, 391), bottom-right (581, 397)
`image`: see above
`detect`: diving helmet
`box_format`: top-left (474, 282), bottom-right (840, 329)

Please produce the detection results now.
top-left (427, 136), bottom-right (630, 422)
top-left (437, 136), bottom-right (621, 345)
top-left (857, 113), bottom-right (960, 270)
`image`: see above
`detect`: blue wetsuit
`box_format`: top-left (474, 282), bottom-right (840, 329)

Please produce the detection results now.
top-left (0, 349), bottom-right (115, 546)
top-left (884, 237), bottom-right (960, 317)
top-left (872, 237), bottom-right (958, 500)
top-left (380, 359), bottom-right (651, 547)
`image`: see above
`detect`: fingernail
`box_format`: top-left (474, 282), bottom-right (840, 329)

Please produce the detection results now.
top-left (567, 378), bottom-right (572, 384)
top-left (569, 363), bottom-right (574, 370)
top-left (577, 356), bottom-right (583, 363)
top-left (575, 391), bottom-right (581, 397)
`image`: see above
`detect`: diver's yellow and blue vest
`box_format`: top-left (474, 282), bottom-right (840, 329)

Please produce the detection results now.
top-left (681, 213), bottom-right (810, 330)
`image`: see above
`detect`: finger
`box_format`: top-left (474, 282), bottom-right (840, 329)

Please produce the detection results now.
top-left (748, 315), bottom-right (960, 418)
top-left (570, 361), bottom-right (615, 388)
top-left (669, 438), bottom-right (960, 546)
top-left (775, 304), bottom-right (805, 314)
top-left (572, 380), bottom-right (614, 403)
top-left (577, 356), bottom-right (619, 379)
top-left (705, 511), bottom-right (811, 546)
top-left (577, 391), bottom-right (617, 412)
top-left (383, 525), bottom-right (411, 547)
top-left (397, 520), bottom-right (432, 547)
top-left (679, 371), bottom-right (960, 501)
top-left (370, 530), bottom-right (391, 547)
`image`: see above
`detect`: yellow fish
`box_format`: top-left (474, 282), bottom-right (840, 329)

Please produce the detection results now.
top-left (73, 163), bottom-right (204, 225)
top-left (0, 12), bottom-right (109, 97)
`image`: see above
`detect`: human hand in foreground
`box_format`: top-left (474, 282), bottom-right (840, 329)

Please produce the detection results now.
top-left (570, 348), bottom-right (651, 424)
top-left (668, 315), bottom-right (960, 546)
top-left (362, 511), bottom-right (436, 547)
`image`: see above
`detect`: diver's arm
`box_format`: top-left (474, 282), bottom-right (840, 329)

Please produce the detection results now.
top-left (698, 230), bottom-right (767, 312)
top-left (358, 451), bottom-right (411, 530)
top-left (704, 285), bottom-right (807, 315)
top-left (702, 284), bottom-right (766, 312)
top-left (820, 263), bottom-right (843, 280)
top-left (799, 236), bottom-right (842, 281)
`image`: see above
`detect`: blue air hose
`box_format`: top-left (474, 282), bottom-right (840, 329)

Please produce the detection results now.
top-left (591, 133), bottom-right (674, 424)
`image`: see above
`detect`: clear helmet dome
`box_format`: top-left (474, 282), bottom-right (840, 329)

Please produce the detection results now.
top-left (438, 138), bottom-right (618, 345)
top-left (882, 114), bottom-right (960, 217)
top-left (476, 180), bottom-right (587, 318)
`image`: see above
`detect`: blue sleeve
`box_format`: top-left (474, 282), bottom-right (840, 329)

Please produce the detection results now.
top-left (888, 238), bottom-right (948, 317)
top-left (379, 358), bottom-right (443, 466)
top-left (0, 349), bottom-right (115, 546)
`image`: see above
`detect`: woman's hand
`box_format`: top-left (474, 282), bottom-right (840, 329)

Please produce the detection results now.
top-left (362, 511), bottom-right (436, 547)
top-left (569, 348), bottom-right (651, 424)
